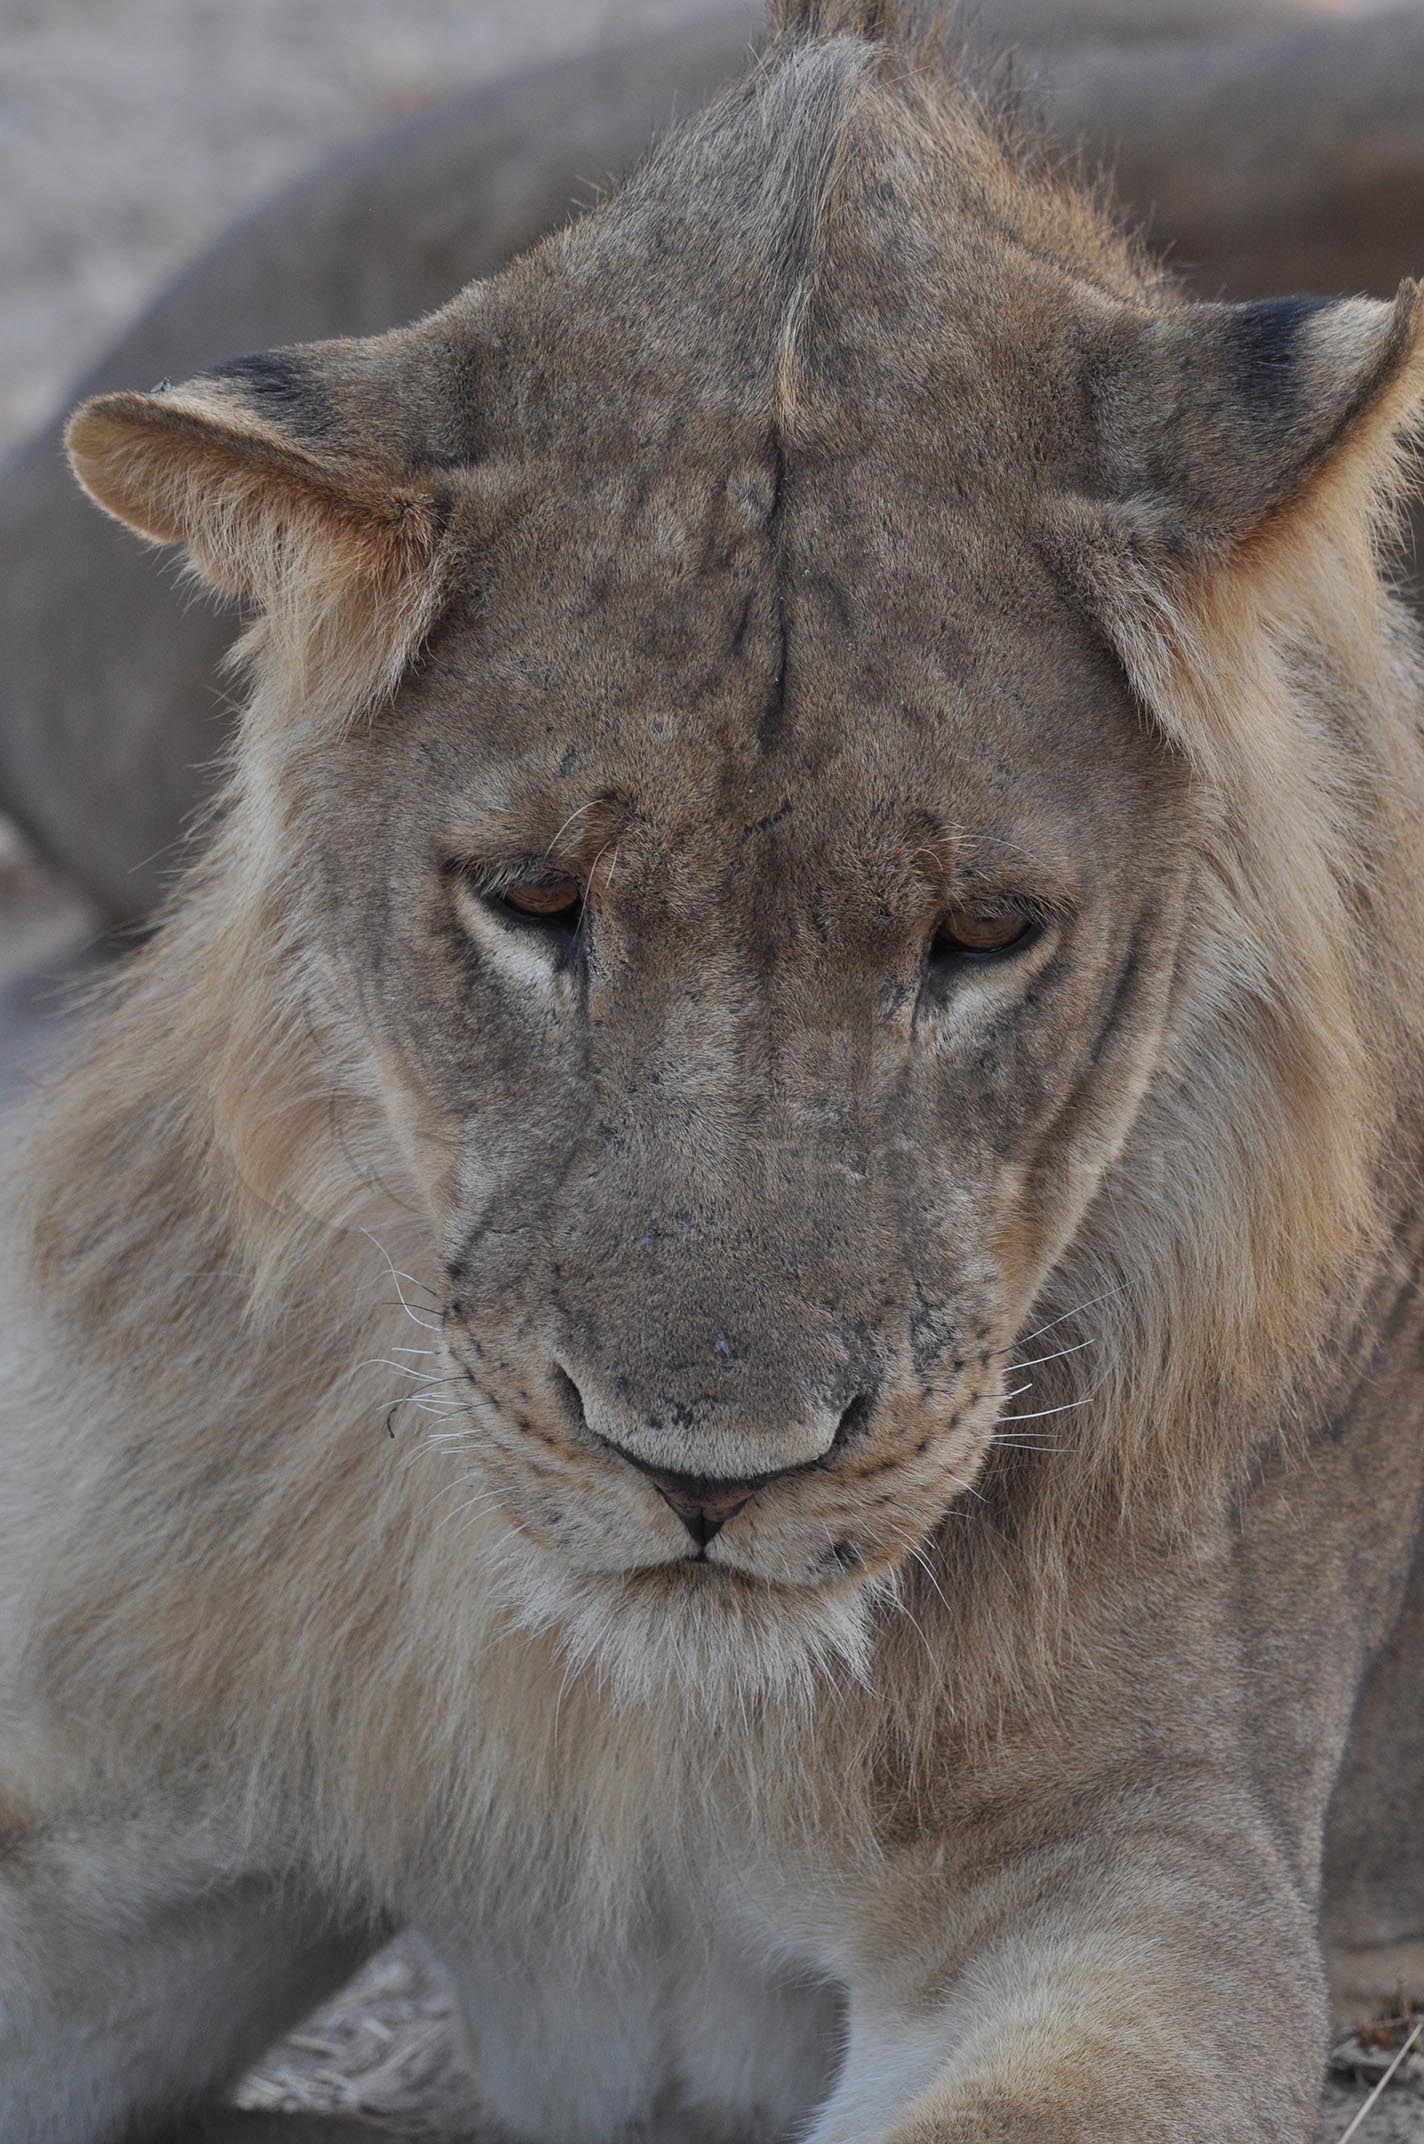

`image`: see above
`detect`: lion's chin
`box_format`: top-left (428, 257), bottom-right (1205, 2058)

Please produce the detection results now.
top-left (482, 1523), bottom-right (887, 1714)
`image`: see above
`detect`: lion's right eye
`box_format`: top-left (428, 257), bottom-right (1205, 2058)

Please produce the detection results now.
top-left (493, 875), bottom-right (583, 925)
top-left (445, 862), bottom-right (585, 955)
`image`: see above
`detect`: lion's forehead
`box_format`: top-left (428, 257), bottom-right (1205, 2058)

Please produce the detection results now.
top-left (394, 455), bottom-right (1159, 891)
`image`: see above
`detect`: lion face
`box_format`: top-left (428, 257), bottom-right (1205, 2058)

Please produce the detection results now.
top-left (295, 439), bottom-right (1189, 1617)
top-left (260, 68), bottom-right (1197, 1626)
top-left (67, 36), bottom-right (1206, 1653)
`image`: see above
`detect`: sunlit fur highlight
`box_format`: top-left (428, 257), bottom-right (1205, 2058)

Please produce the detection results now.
top-left (65, 388), bottom-right (452, 726)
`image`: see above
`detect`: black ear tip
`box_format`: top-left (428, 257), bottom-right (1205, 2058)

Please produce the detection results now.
top-left (1228, 295), bottom-right (1337, 412)
top-left (207, 348), bottom-right (305, 391)
top-left (204, 347), bottom-right (332, 440)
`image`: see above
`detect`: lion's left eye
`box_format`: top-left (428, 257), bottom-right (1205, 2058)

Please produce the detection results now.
top-left (931, 902), bottom-right (1041, 965)
top-left (494, 875), bottom-right (583, 924)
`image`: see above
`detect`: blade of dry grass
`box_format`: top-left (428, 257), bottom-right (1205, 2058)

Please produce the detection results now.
top-left (1338, 2021), bottom-right (1424, 2143)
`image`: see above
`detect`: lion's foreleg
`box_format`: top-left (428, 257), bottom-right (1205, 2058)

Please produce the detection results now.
top-left (430, 1898), bottom-right (839, 2144)
top-left (0, 1831), bottom-right (371, 2144)
top-left (802, 1796), bottom-right (1326, 2144)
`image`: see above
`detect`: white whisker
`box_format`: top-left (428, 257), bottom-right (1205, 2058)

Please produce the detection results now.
top-left (907, 1541), bottom-right (955, 1622)
top-left (433, 1487), bottom-right (512, 1534)
top-left (996, 1395), bottom-right (1092, 1424)
top-left (1009, 1336), bottom-right (1096, 1374)
top-left (360, 1226), bottom-right (444, 1332)
top-left (896, 1590), bottom-right (941, 1674)
top-left (357, 1357), bottom-right (463, 1384)
top-left (543, 799), bottom-right (601, 857)
top-left (414, 1473), bottom-right (509, 1524)
top-left (1000, 1285), bottom-right (1124, 1356)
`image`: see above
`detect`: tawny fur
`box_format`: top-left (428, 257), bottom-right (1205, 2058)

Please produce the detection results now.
top-left (7, 4), bottom-right (1424, 2141)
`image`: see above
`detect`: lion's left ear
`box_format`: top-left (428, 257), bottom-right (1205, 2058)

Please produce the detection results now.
top-left (1093, 282), bottom-right (1424, 558)
top-left (1055, 280), bottom-right (1424, 759)
top-left (66, 337), bottom-right (456, 720)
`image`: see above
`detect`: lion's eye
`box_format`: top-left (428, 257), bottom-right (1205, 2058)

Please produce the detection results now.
top-left (445, 861), bottom-right (586, 950)
top-left (931, 902), bottom-right (1041, 966)
top-left (489, 874), bottom-right (584, 933)
top-left (496, 875), bottom-right (582, 922)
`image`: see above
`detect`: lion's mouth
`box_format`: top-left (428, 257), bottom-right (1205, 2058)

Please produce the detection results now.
top-left (439, 1325), bottom-right (990, 1599)
top-left (602, 1448), bottom-right (772, 1550)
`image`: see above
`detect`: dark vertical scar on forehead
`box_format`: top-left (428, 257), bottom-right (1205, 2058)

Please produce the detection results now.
top-left (758, 435), bottom-right (792, 753)
top-left (739, 797), bottom-right (794, 844)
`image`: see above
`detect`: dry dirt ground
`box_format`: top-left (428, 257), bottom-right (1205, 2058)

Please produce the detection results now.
top-left (1, 0), bottom-right (1422, 2137)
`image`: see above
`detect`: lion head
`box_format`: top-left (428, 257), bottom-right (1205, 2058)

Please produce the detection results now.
top-left (57, 0), bottom-right (1424, 1703)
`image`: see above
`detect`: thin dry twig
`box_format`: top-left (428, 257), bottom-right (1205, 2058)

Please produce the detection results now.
top-left (1338, 2020), bottom-right (1424, 2144)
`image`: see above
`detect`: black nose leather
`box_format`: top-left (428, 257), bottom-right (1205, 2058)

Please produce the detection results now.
top-left (617, 1455), bottom-right (768, 1547)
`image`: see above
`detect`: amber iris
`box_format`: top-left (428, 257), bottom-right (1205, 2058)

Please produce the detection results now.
top-left (935, 902), bottom-right (1037, 960)
top-left (498, 875), bottom-right (582, 919)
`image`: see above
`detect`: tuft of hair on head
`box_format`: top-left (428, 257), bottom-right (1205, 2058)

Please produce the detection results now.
top-left (65, 336), bottom-right (457, 732)
top-left (765, 0), bottom-right (929, 50)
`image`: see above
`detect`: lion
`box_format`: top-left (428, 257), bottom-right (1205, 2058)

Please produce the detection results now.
top-left (4, 1), bottom-right (1424, 2137)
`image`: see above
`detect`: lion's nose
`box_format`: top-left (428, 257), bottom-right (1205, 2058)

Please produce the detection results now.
top-left (584, 1389), bottom-right (878, 1547)
top-left (553, 1366), bottom-right (879, 1541)
top-left (610, 1450), bottom-right (785, 1547)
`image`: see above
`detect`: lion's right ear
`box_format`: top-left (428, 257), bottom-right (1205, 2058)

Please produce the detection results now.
top-left (66, 351), bottom-right (453, 716)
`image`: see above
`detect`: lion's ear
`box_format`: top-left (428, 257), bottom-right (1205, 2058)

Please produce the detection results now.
top-left (66, 342), bottom-right (453, 716)
top-left (1057, 281), bottom-right (1424, 768)
top-left (1091, 282), bottom-right (1424, 565)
